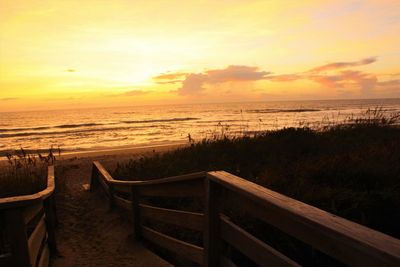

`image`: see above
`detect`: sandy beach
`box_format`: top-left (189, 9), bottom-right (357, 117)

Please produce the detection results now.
top-left (50, 142), bottom-right (187, 266)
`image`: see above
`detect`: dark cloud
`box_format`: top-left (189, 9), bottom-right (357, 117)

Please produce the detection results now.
top-left (309, 57), bottom-right (376, 73)
top-left (66, 69), bottom-right (76, 72)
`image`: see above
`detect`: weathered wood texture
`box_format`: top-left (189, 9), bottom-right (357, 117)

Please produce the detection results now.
top-left (142, 226), bottom-right (204, 265)
top-left (89, 161), bottom-right (400, 267)
top-left (28, 215), bottom-right (46, 266)
top-left (208, 171), bottom-right (400, 267)
top-left (140, 204), bottom-right (203, 231)
top-left (0, 166), bottom-right (57, 267)
top-left (220, 215), bottom-right (300, 267)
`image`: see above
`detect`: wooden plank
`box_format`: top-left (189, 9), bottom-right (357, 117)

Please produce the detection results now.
top-left (142, 226), bottom-right (204, 265)
top-left (28, 215), bottom-right (46, 266)
top-left (132, 172), bottom-right (205, 185)
top-left (140, 204), bottom-right (203, 231)
top-left (113, 184), bottom-right (132, 194)
top-left (0, 255), bottom-right (13, 267)
top-left (220, 215), bottom-right (300, 267)
top-left (220, 256), bottom-right (237, 267)
top-left (97, 174), bottom-right (110, 197)
top-left (4, 208), bottom-right (30, 266)
top-left (208, 171), bottom-right (400, 267)
top-left (39, 166), bottom-right (55, 200)
top-left (43, 196), bottom-right (57, 254)
top-left (139, 179), bottom-right (203, 197)
top-left (90, 163), bottom-right (100, 191)
top-left (23, 202), bottom-right (43, 225)
top-left (114, 195), bottom-right (132, 211)
top-left (109, 171), bottom-right (206, 186)
top-left (132, 186), bottom-right (141, 240)
top-left (204, 179), bottom-right (222, 267)
top-left (93, 161), bottom-right (114, 182)
top-left (38, 244), bottom-right (49, 267)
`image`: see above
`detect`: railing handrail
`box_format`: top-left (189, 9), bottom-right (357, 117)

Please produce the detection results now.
top-left (0, 165), bottom-right (57, 267)
top-left (91, 161), bottom-right (400, 267)
top-left (93, 161), bottom-right (205, 186)
top-left (207, 171), bottom-right (400, 266)
top-left (0, 166), bottom-right (55, 209)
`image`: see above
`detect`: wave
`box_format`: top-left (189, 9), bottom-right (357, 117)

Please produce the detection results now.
top-left (0, 117), bottom-right (198, 133)
top-left (246, 108), bottom-right (321, 114)
top-left (121, 117), bottom-right (199, 124)
top-left (0, 125), bottom-right (150, 138)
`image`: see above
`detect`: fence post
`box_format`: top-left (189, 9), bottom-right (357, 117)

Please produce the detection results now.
top-left (131, 186), bottom-right (142, 241)
top-left (90, 163), bottom-right (99, 192)
top-left (108, 184), bottom-right (115, 210)
top-left (5, 208), bottom-right (30, 267)
top-left (43, 196), bottom-right (58, 254)
top-left (204, 176), bottom-right (221, 267)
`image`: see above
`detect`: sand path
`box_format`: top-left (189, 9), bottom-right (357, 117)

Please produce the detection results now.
top-left (52, 152), bottom-right (172, 267)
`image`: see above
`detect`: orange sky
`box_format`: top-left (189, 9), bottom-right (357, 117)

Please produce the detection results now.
top-left (0, 0), bottom-right (399, 111)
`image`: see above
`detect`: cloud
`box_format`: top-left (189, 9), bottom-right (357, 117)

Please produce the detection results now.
top-left (0, 97), bottom-right (19, 101)
top-left (264, 57), bottom-right (392, 94)
top-left (66, 69), bottom-right (76, 72)
top-left (377, 79), bottom-right (400, 87)
top-left (178, 74), bottom-right (207, 95)
top-left (310, 70), bottom-right (377, 93)
top-left (153, 72), bottom-right (187, 84)
top-left (267, 74), bottom-right (302, 82)
top-left (157, 57), bottom-right (398, 97)
top-left (156, 65), bottom-right (270, 95)
top-left (205, 65), bottom-right (270, 83)
top-left (309, 57), bottom-right (376, 73)
top-left (122, 90), bottom-right (149, 96)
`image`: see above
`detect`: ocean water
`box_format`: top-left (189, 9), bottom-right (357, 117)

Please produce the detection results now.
top-left (0, 98), bottom-right (399, 155)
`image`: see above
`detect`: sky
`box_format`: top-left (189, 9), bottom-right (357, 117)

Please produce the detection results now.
top-left (0, 0), bottom-right (399, 111)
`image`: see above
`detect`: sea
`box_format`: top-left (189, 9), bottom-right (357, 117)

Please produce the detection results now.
top-left (0, 98), bottom-right (399, 156)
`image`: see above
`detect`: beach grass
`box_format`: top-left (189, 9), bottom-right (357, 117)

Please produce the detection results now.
top-left (0, 148), bottom-right (56, 198)
top-left (113, 109), bottom-right (400, 236)
top-left (111, 109), bottom-right (400, 265)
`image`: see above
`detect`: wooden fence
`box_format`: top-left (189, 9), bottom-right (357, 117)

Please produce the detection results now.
top-left (90, 161), bottom-right (400, 267)
top-left (0, 166), bottom-right (57, 267)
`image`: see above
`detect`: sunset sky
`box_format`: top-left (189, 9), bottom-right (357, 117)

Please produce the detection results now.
top-left (0, 0), bottom-right (399, 111)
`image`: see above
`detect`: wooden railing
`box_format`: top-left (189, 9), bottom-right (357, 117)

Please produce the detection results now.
top-left (91, 161), bottom-right (400, 267)
top-left (0, 166), bottom-right (57, 267)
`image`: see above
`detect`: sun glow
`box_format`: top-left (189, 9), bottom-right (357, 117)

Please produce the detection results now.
top-left (0, 0), bottom-right (399, 111)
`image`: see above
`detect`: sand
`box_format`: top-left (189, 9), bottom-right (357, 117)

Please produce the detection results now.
top-left (51, 143), bottom-right (187, 266)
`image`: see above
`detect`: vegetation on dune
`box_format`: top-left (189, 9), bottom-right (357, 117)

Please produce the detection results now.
top-left (0, 148), bottom-right (57, 198)
top-left (114, 108), bottom-right (400, 242)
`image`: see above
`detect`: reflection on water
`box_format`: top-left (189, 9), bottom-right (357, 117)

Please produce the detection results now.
top-left (0, 98), bottom-right (399, 154)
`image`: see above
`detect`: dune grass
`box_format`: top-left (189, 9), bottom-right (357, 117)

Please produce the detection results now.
top-left (112, 109), bottom-right (400, 265)
top-left (113, 109), bottom-right (400, 243)
top-left (0, 148), bottom-right (56, 198)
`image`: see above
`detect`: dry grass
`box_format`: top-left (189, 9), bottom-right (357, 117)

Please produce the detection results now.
top-left (0, 147), bottom-right (57, 197)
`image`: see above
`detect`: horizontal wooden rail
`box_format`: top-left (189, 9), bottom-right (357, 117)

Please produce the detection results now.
top-left (142, 226), bottom-right (204, 265)
top-left (91, 161), bottom-right (400, 267)
top-left (0, 166), bottom-right (57, 267)
top-left (140, 204), bottom-right (203, 231)
top-left (220, 215), bottom-right (300, 267)
top-left (208, 171), bottom-right (400, 267)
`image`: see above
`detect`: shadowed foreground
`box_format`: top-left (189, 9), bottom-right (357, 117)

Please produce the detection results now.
top-left (52, 159), bottom-right (171, 267)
